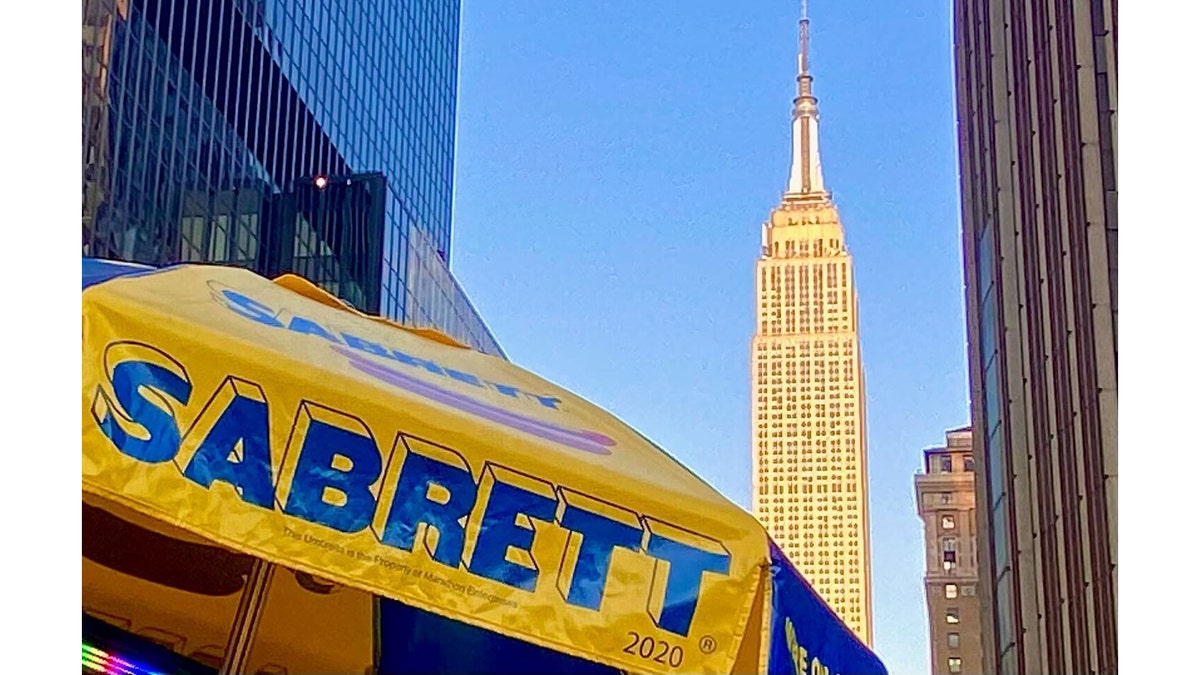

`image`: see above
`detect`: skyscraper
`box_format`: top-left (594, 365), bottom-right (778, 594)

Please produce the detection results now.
top-left (81, 0), bottom-right (502, 355)
top-left (750, 6), bottom-right (873, 645)
top-left (915, 427), bottom-right (984, 675)
top-left (953, 0), bottom-right (1117, 673)
top-left (80, 4), bottom-right (508, 669)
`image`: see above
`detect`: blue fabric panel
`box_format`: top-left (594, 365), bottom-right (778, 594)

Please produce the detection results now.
top-left (767, 541), bottom-right (888, 675)
top-left (83, 257), bottom-right (160, 290)
top-left (378, 598), bottom-right (620, 675)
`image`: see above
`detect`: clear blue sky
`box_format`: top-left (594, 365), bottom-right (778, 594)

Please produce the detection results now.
top-left (449, 2), bottom-right (965, 674)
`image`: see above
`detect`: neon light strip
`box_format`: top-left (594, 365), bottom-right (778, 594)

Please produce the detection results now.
top-left (82, 642), bottom-right (165, 675)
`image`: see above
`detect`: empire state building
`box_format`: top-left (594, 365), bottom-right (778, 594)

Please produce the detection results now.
top-left (750, 7), bottom-right (873, 645)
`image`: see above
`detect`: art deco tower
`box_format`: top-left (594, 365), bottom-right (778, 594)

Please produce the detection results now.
top-left (750, 5), bottom-right (873, 645)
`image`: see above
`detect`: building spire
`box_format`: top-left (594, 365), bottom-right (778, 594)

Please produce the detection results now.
top-left (786, 0), bottom-right (827, 198)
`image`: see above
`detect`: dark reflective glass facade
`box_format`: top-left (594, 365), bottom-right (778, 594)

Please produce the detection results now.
top-left (82, 0), bottom-right (502, 356)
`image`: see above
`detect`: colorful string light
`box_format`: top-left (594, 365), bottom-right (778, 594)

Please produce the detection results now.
top-left (82, 642), bottom-right (164, 675)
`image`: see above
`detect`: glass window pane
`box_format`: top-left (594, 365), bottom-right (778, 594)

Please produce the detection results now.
top-left (984, 360), bottom-right (1003, 435)
top-left (987, 424), bottom-right (1007, 505)
top-left (992, 495), bottom-right (1011, 570)
top-left (977, 223), bottom-right (995, 286)
top-left (995, 568), bottom-right (1016, 650)
top-left (980, 284), bottom-right (999, 361)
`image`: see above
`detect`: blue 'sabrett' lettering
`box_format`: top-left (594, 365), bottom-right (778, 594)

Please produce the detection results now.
top-left (380, 448), bottom-right (478, 566)
top-left (283, 404), bottom-right (383, 533)
top-left (445, 368), bottom-right (484, 388)
top-left (219, 289), bottom-right (284, 328)
top-left (489, 382), bottom-right (521, 398)
top-left (94, 347), bottom-right (192, 463)
top-left (468, 469), bottom-right (558, 591)
top-left (181, 378), bottom-right (275, 509)
top-left (287, 316), bottom-right (341, 343)
top-left (91, 346), bottom-right (732, 636)
top-left (557, 498), bottom-right (643, 611)
top-left (644, 526), bottom-right (733, 636)
top-left (215, 288), bottom-right (562, 410)
top-left (341, 333), bottom-right (391, 358)
top-left (390, 349), bottom-right (448, 376)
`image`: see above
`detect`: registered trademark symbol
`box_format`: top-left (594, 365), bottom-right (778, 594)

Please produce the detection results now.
top-left (698, 635), bottom-right (718, 654)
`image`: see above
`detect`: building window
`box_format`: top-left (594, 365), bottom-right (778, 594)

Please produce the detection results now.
top-left (948, 633), bottom-right (960, 649)
top-left (964, 457), bottom-right (975, 472)
top-left (942, 538), bottom-right (958, 571)
top-left (945, 583), bottom-right (958, 599)
top-left (942, 515), bottom-right (956, 530)
top-left (949, 657), bottom-right (962, 673)
top-left (946, 609), bottom-right (960, 624)
top-left (940, 455), bottom-right (953, 473)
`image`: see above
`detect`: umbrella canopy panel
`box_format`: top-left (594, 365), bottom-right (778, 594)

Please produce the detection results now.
top-left (766, 542), bottom-right (888, 675)
top-left (82, 261), bottom-right (768, 674)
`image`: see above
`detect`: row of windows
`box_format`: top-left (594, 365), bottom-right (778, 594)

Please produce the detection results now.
top-left (752, 364), bottom-right (857, 373)
top-left (760, 290), bottom-right (850, 304)
top-left (757, 439), bottom-right (861, 449)
top-left (760, 499), bottom-right (863, 509)
top-left (759, 260), bottom-right (851, 286)
top-left (755, 338), bottom-right (859, 347)
top-left (761, 481), bottom-right (862, 495)
top-left (755, 397), bottom-right (857, 406)
top-left (754, 392), bottom-right (858, 403)
top-left (944, 583), bottom-right (977, 599)
top-left (758, 468), bottom-right (862, 480)
top-left (758, 305), bottom-right (851, 317)
top-left (758, 323), bottom-right (853, 337)
top-left (753, 391), bottom-right (859, 401)
top-left (764, 388), bottom-right (853, 400)
top-left (754, 365), bottom-right (857, 375)
top-left (755, 427), bottom-right (860, 436)
top-left (756, 429), bottom-right (859, 439)
top-left (755, 448), bottom-right (860, 459)
top-left (927, 452), bottom-right (977, 474)
top-left (753, 379), bottom-right (858, 390)
top-left (759, 298), bottom-right (849, 312)
top-left (756, 501), bottom-right (863, 512)
top-left (755, 415), bottom-right (857, 425)
top-left (758, 300), bottom-right (851, 312)
top-left (760, 510), bottom-right (863, 521)
top-left (748, 357), bottom-right (854, 367)
top-left (755, 426), bottom-right (857, 437)
top-left (753, 351), bottom-right (858, 359)
top-left (766, 238), bottom-right (845, 257)
top-left (757, 477), bottom-right (860, 487)
top-left (755, 366), bottom-right (857, 373)
top-left (758, 454), bottom-right (861, 464)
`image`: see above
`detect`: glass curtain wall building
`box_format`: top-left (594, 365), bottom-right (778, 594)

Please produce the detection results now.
top-left (82, 0), bottom-right (502, 356)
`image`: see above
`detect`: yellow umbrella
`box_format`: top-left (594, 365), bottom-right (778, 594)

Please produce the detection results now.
top-left (81, 259), bottom-right (886, 675)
